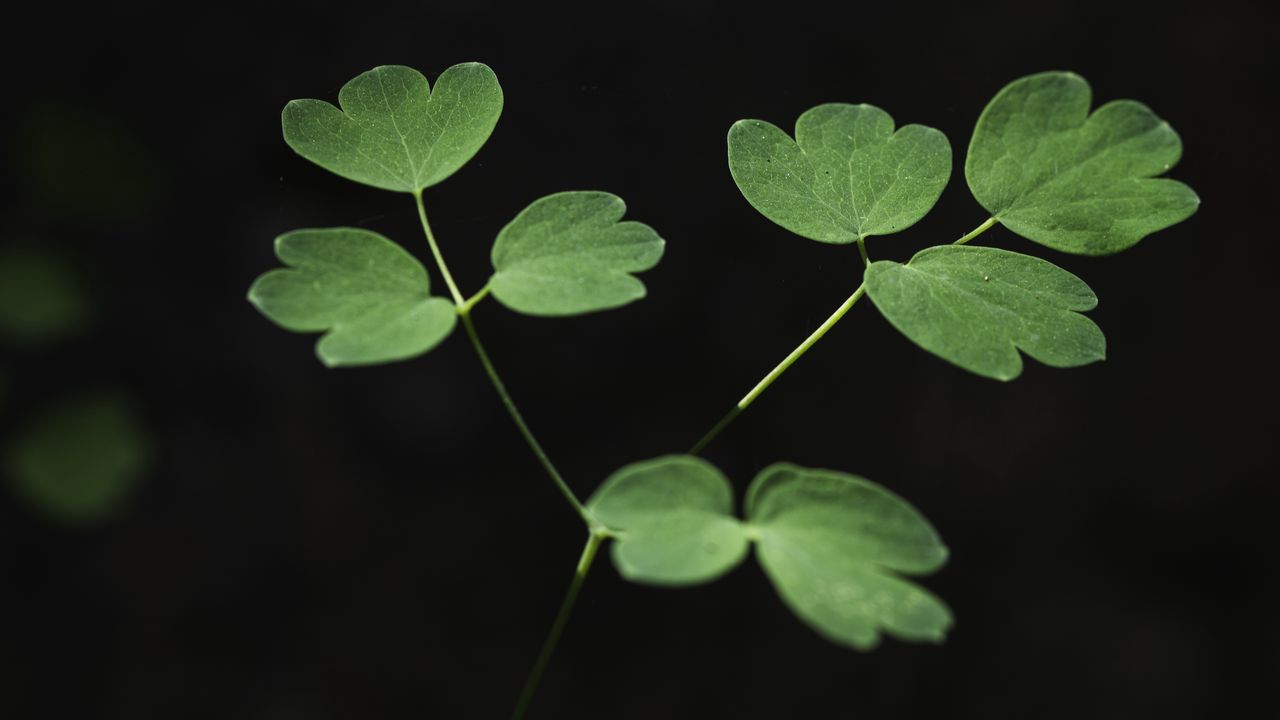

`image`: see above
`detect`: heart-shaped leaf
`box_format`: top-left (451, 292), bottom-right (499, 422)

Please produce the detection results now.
top-left (746, 463), bottom-right (951, 650)
top-left (248, 228), bottom-right (457, 367)
top-left (864, 245), bottom-right (1105, 381)
top-left (966, 71), bottom-right (1199, 255)
top-left (588, 455), bottom-right (749, 586)
top-left (489, 191), bottom-right (665, 316)
top-left (282, 63), bottom-right (503, 193)
top-left (728, 103), bottom-right (951, 244)
top-left (5, 389), bottom-right (151, 525)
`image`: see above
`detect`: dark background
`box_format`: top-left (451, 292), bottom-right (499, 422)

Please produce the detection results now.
top-left (1, 1), bottom-right (1274, 718)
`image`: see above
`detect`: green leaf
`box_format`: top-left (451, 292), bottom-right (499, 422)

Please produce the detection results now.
top-left (588, 455), bottom-right (749, 586)
top-left (489, 192), bottom-right (665, 316)
top-left (4, 389), bottom-right (151, 525)
top-left (0, 246), bottom-right (93, 349)
top-left (248, 228), bottom-right (457, 367)
top-left (746, 463), bottom-right (951, 650)
top-left (282, 63), bottom-right (502, 193)
top-left (966, 71), bottom-right (1199, 255)
top-left (728, 104), bottom-right (951, 244)
top-left (864, 245), bottom-right (1105, 381)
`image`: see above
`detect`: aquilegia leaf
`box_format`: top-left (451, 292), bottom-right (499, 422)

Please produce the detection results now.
top-left (746, 463), bottom-right (951, 650)
top-left (728, 104), bottom-right (951, 244)
top-left (248, 228), bottom-right (457, 367)
top-left (489, 191), bottom-right (665, 316)
top-left (588, 455), bottom-right (749, 586)
top-left (282, 63), bottom-right (503, 193)
top-left (864, 245), bottom-right (1105, 381)
top-left (966, 71), bottom-right (1199, 255)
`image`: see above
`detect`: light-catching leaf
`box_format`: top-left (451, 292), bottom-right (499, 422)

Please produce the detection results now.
top-left (248, 228), bottom-right (457, 367)
top-left (966, 71), bottom-right (1199, 255)
top-left (864, 245), bottom-right (1105, 381)
top-left (489, 192), bottom-right (665, 316)
top-left (282, 63), bottom-right (502, 193)
top-left (728, 104), bottom-right (951, 244)
top-left (588, 455), bottom-right (748, 586)
top-left (4, 389), bottom-right (151, 525)
top-left (746, 463), bottom-right (951, 650)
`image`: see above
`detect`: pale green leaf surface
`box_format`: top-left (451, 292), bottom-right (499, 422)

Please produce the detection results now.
top-left (746, 463), bottom-right (951, 650)
top-left (282, 63), bottom-right (502, 193)
top-left (728, 104), bottom-right (951, 244)
top-left (489, 192), bottom-right (665, 316)
top-left (248, 228), bottom-right (457, 367)
top-left (4, 389), bottom-right (151, 525)
top-left (588, 455), bottom-right (748, 586)
top-left (865, 245), bottom-right (1105, 381)
top-left (966, 71), bottom-right (1199, 255)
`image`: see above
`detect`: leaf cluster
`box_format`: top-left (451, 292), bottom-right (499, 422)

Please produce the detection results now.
top-left (251, 64), bottom-right (665, 367)
top-left (248, 64), bottom-right (1197, 663)
top-left (729, 71), bottom-right (1197, 379)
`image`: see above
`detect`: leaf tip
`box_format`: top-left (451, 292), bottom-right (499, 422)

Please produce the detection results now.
top-left (315, 347), bottom-right (344, 369)
top-left (992, 367), bottom-right (1021, 382)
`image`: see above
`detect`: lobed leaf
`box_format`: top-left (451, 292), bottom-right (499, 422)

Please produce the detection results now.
top-left (588, 455), bottom-right (748, 586)
top-left (728, 104), bottom-right (951, 244)
top-left (4, 389), bottom-right (151, 525)
top-left (865, 245), bottom-right (1105, 381)
top-left (746, 463), bottom-right (951, 650)
top-left (248, 228), bottom-right (457, 367)
top-left (282, 63), bottom-right (503, 193)
top-left (489, 192), bottom-right (665, 316)
top-left (966, 71), bottom-right (1199, 255)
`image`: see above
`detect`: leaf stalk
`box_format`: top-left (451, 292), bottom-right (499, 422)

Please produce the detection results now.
top-left (690, 216), bottom-right (1000, 454)
top-left (511, 530), bottom-right (605, 720)
top-left (413, 193), bottom-right (593, 527)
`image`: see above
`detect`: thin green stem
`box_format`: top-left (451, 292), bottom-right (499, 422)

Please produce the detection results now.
top-left (411, 193), bottom-right (591, 526)
top-left (459, 312), bottom-right (592, 526)
top-left (413, 190), bottom-right (465, 305)
top-left (954, 216), bottom-right (999, 245)
top-left (690, 283), bottom-right (866, 454)
top-left (460, 283), bottom-right (491, 315)
top-left (512, 531), bottom-right (605, 720)
top-left (689, 406), bottom-right (742, 456)
top-left (690, 216), bottom-right (999, 454)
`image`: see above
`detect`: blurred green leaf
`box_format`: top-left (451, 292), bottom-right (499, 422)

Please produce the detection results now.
top-left (589, 455), bottom-right (748, 586)
top-left (746, 463), bottom-right (951, 650)
top-left (489, 192), bottom-right (665, 316)
top-left (864, 245), bottom-right (1105, 380)
top-left (248, 228), bottom-right (457, 367)
top-left (0, 247), bottom-right (93, 349)
top-left (5, 389), bottom-right (151, 525)
top-left (966, 71), bottom-right (1199, 255)
top-left (283, 63), bottom-right (503, 193)
top-left (728, 104), bottom-right (951, 244)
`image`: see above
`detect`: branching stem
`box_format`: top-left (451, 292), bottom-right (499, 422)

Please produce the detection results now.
top-left (690, 216), bottom-right (1000, 454)
top-left (412, 192), bottom-right (593, 527)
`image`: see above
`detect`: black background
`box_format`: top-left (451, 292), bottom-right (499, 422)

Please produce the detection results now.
top-left (1, 1), bottom-right (1275, 718)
